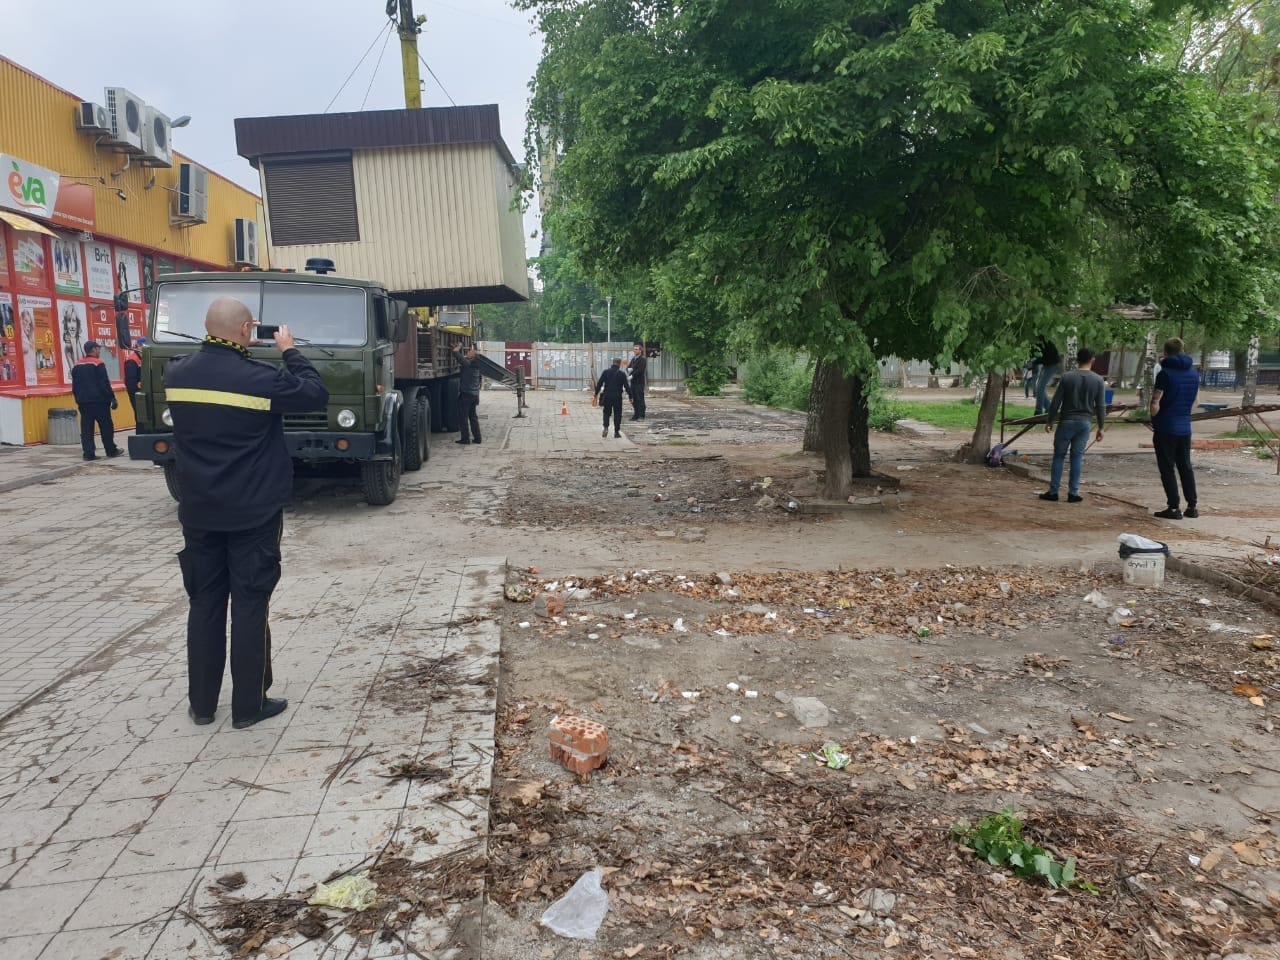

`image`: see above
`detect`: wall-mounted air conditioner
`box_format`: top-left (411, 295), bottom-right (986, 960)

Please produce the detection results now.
top-left (171, 162), bottom-right (209, 225)
top-left (76, 101), bottom-right (111, 135)
top-left (103, 87), bottom-right (145, 152)
top-left (233, 218), bottom-right (258, 267)
top-left (140, 107), bottom-right (173, 167)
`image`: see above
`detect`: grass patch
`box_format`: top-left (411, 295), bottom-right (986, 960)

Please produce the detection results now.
top-left (1219, 428), bottom-right (1280, 440)
top-left (665, 439), bottom-right (699, 446)
top-left (893, 400), bottom-right (981, 430)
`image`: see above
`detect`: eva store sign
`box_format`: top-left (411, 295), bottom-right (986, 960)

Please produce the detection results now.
top-left (2, 154), bottom-right (59, 219)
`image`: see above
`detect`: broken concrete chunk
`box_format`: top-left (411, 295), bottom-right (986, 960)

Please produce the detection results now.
top-left (716, 572), bottom-right (734, 586)
top-left (859, 888), bottom-right (897, 916)
top-left (791, 696), bottom-right (832, 728)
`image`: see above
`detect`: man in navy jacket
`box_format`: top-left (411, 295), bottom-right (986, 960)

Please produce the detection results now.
top-left (70, 341), bottom-right (121, 461)
top-left (166, 297), bottom-right (329, 729)
top-left (1149, 337), bottom-right (1199, 520)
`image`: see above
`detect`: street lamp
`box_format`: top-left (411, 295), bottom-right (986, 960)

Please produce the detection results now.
top-left (580, 313), bottom-right (585, 344)
top-left (605, 295), bottom-right (612, 344)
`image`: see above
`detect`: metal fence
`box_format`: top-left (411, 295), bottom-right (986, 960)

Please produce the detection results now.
top-left (477, 341), bottom-right (690, 391)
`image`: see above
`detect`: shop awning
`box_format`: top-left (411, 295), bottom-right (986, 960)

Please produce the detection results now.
top-left (0, 210), bottom-right (56, 236)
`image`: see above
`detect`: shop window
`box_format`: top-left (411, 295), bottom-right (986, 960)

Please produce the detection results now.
top-left (262, 155), bottom-right (360, 246)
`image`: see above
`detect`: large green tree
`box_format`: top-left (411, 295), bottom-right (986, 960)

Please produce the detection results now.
top-left (523, 0), bottom-right (1280, 494)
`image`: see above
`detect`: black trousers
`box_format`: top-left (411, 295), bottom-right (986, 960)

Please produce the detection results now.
top-left (458, 392), bottom-right (481, 442)
top-left (179, 512), bottom-right (283, 722)
top-left (602, 397), bottom-right (622, 433)
top-left (78, 401), bottom-right (118, 458)
top-left (1153, 432), bottom-right (1197, 510)
top-left (632, 382), bottom-right (646, 419)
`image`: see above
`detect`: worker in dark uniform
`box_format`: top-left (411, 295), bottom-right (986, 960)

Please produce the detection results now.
top-left (453, 343), bottom-right (482, 444)
top-left (596, 357), bottom-right (633, 438)
top-left (165, 297), bottom-right (328, 730)
top-left (123, 337), bottom-right (143, 423)
top-left (627, 342), bottom-right (648, 420)
top-left (71, 340), bottom-right (121, 461)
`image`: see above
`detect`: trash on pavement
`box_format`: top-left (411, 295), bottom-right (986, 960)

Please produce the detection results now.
top-left (1083, 590), bottom-right (1111, 609)
top-left (811, 742), bottom-right (851, 769)
top-left (540, 867), bottom-right (610, 939)
top-left (504, 584), bottom-right (533, 602)
top-left (308, 872), bottom-right (378, 911)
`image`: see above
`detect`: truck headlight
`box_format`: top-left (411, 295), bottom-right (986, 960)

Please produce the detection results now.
top-left (336, 408), bottom-right (357, 428)
top-left (161, 408), bottom-right (173, 427)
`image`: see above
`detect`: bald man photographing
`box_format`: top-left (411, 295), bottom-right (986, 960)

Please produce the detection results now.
top-left (165, 297), bottom-right (329, 730)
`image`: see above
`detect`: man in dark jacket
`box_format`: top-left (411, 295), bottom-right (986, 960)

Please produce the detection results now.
top-left (71, 340), bottom-right (121, 461)
top-left (453, 344), bottom-right (482, 444)
top-left (165, 297), bottom-right (329, 730)
top-left (123, 338), bottom-right (143, 422)
top-left (627, 342), bottom-right (648, 420)
top-left (596, 357), bottom-right (633, 438)
top-left (1149, 337), bottom-right (1199, 519)
top-left (1032, 337), bottom-right (1061, 416)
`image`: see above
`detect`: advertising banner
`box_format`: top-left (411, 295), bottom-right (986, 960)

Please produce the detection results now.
top-left (1, 154), bottom-right (59, 220)
top-left (84, 241), bottom-right (114, 300)
top-left (82, 302), bottom-right (121, 380)
top-left (156, 255), bottom-right (175, 278)
top-left (56, 300), bottom-right (90, 384)
top-left (0, 295), bottom-right (18, 386)
top-left (0, 229), bottom-right (10, 289)
top-left (53, 234), bottom-right (84, 296)
top-left (17, 293), bottom-right (57, 386)
top-left (114, 246), bottom-right (142, 304)
top-left (141, 253), bottom-right (155, 305)
top-left (12, 230), bottom-right (47, 292)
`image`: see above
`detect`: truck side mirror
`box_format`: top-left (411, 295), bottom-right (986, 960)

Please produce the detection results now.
top-left (391, 300), bottom-right (410, 343)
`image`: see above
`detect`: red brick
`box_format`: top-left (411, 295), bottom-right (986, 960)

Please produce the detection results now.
top-left (549, 716), bottom-right (608, 777)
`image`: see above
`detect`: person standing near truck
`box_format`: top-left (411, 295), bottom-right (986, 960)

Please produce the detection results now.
top-left (453, 343), bottom-right (483, 444)
top-left (71, 340), bottom-right (122, 461)
top-left (166, 297), bottom-right (328, 730)
top-left (1149, 337), bottom-right (1199, 520)
top-left (123, 337), bottom-right (143, 422)
top-left (627, 342), bottom-right (648, 420)
top-left (596, 357), bottom-right (633, 438)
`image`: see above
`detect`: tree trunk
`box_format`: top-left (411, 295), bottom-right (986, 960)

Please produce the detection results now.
top-left (849, 374), bottom-right (872, 478)
top-left (1065, 334), bottom-right (1078, 371)
top-left (1137, 327), bottom-right (1158, 407)
top-left (804, 360), bottom-right (832, 452)
top-left (1239, 332), bottom-right (1260, 432)
top-left (821, 366), bottom-right (855, 499)
top-left (966, 370), bottom-right (1005, 464)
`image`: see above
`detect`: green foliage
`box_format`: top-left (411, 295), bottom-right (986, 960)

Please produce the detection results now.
top-left (742, 352), bottom-right (810, 409)
top-left (866, 381), bottom-right (905, 433)
top-left (952, 807), bottom-right (1097, 892)
top-left (686, 363), bottom-right (730, 396)
top-left (892, 400), bottom-right (981, 430)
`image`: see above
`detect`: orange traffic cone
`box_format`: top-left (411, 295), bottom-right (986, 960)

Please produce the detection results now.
top-left (560, 400), bottom-right (569, 416)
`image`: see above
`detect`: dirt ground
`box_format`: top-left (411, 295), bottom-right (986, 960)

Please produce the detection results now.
top-left (476, 392), bottom-right (1280, 960)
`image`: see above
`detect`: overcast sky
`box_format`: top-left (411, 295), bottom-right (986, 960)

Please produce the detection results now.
top-left (5, 0), bottom-right (543, 256)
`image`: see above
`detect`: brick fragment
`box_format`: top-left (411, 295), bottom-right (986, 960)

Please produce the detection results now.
top-left (549, 715), bottom-right (609, 777)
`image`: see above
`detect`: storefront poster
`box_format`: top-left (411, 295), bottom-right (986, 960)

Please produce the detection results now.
top-left (156, 255), bottom-right (175, 278)
top-left (0, 230), bottom-right (11, 289)
top-left (84, 241), bottom-right (114, 300)
top-left (114, 246), bottom-right (142, 304)
top-left (0, 295), bottom-right (19, 386)
top-left (56, 300), bottom-right (90, 384)
top-left (83, 302), bottom-right (121, 381)
top-left (17, 294), bottom-right (57, 386)
top-left (53, 234), bottom-right (84, 296)
top-left (12, 231), bottom-right (47, 292)
top-left (140, 253), bottom-right (154, 305)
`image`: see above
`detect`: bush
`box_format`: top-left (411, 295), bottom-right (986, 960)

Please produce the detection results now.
top-left (687, 364), bottom-right (729, 396)
top-left (743, 352), bottom-right (811, 409)
top-left (866, 381), bottom-right (903, 432)
top-left (777, 364), bottom-right (813, 410)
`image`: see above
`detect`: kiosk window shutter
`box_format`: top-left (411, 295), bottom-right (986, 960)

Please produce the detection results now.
top-left (263, 156), bottom-right (359, 245)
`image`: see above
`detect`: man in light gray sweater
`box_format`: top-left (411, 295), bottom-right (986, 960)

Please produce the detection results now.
top-left (1040, 347), bottom-right (1106, 503)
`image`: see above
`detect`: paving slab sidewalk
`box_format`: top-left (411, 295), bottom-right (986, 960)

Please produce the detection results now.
top-left (0, 556), bottom-right (505, 960)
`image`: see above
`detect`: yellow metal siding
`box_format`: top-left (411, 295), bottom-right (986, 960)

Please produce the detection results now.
top-left (0, 58), bottom-right (263, 268)
top-left (19, 388), bottom-right (133, 443)
top-left (265, 144), bottom-right (525, 294)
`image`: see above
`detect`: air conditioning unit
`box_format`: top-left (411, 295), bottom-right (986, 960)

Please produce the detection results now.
top-left (171, 162), bottom-right (209, 225)
top-left (233, 218), bottom-right (259, 267)
top-left (75, 101), bottom-right (111, 135)
top-left (139, 107), bottom-right (173, 167)
top-left (103, 86), bottom-right (145, 152)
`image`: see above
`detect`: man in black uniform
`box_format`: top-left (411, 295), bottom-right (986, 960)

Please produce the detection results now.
top-left (626, 342), bottom-right (647, 420)
top-left (71, 340), bottom-right (121, 461)
top-left (596, 357), bottom-right (633, 438)
top-left (123, 337), bottom-right (143, 423)
top-left (165, 297), bottom-right (328, 730)
top-left (453, 343), bottom-right (482, 444)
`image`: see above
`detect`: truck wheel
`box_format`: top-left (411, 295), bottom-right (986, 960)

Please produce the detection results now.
top-left (404, 394), bottom-right (430, 471)
top-left (163, 462), bottom-right (181, 503)
top-left (361, 423), bottom-right (401, 506)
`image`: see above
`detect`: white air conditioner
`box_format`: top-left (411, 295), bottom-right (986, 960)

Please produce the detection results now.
top-left (140, 107), bottom-right (173, 167)
top-left (75, 101), bottom-right (111, 135)
top-left (171, 162), bottom-right (209, 225)
top-left (233, 218), bottom-right (259, 267)
top-left (103, 86), bottom-right (145, 152)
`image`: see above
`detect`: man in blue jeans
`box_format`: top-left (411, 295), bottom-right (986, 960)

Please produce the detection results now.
top-left (1149, 337), bottom-right (1199, 519)
top-left (1040, 347), bottom-right (1106, 503)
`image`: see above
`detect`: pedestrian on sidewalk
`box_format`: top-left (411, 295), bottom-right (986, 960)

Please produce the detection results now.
top-left (1149, 336), bottom-right (1199, 520)
top-left (71, 340), bottom-right (121, 461)
top-left (1032, 337), bottom-right (1061, 415)
top-left (453, 343), bottom-right (482, 444)
top-left (123, 337), bottom-right (143, 422)
top-left (1023, 355), bottom-right (1039, 399)
top-left (627, 342), bottom-right (648, 420)
top-left (166, 297), bottom-right (328, 730)
top-left (1040, 347), bottom-right (1106, 504)
top-left (596, 357), bottom-right (632, 438)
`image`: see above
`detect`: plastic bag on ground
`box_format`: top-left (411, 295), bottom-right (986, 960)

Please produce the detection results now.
top-left (540, 867), bottom-right (609, 939)
top-left (1117, 533), bottom-right (1168, 556)
top-left (308, 871), bottom-right (378, 911)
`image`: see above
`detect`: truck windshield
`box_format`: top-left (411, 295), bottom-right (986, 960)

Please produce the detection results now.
top-left (153, 280), bottom-right (368, 346)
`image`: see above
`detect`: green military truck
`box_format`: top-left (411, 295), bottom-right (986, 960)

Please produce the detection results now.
top-left (128, 261), bottom-right (474, 506)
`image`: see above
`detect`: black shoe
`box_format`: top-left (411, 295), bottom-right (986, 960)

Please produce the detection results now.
top-left (629, 416), bottom-right (639, 421)
top-left (232, 697), bottom-right (288, 730)
top-left (1153, 508), bottom-right (1183, 520)
top-left (602, 428), bottom-right (608, 438)
top-left (1067, 494), bottom-right (1083, 503)
top-left (83, 454), bottom-right (97, 461)
top-left (1184, 506), bottom-right (1199, 519)
top-left (455, 439), bottom-right (471, 445)
top-left (106, 449), bottom-right (123, 458)
top-left (614, 432), bottom-right (621, 438)
top-left (1038, 492), bottom-right (1058, 502)
top-left (472, 438), bottom-right (481, 444)
top-left (188, 706), bottom-right (214, 726)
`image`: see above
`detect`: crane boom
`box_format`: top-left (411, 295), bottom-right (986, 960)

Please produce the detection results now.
top-left (387, 0), bottom-right (425, 109)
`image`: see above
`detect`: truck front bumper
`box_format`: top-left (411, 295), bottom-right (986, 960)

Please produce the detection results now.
top-left (129, 432), bottom-right (381, 463)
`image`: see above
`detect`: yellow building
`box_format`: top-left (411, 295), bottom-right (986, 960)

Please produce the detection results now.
top-left (0, 56), bottom-right (265, 444)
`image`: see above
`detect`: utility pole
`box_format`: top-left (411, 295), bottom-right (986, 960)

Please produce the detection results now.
top-left (580, 313), bottom-right (585, 344)
top-left (388, 0), bottom-right (425, 109)
top-left (605, 295), bottom-right (612, 344)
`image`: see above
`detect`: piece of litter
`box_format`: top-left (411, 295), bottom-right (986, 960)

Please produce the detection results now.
top-left (744, 690), bottom-right (759, 698)
top-left (1197, 598), bottom-right (1212, 606)
top-left (673, 618), bottom-right (688, 632)
top-left (729, 715), bottom-right (742, 724)
top-left (309, 872), bottom-right (378, 911)
top-left (587, 633), bottom-right (599, 640)
top-left (1188, 855), bottom-right (1201, 867)
top-left (518, 621), bottom-right (531, 628)
top-left (1083, 590), bottom-right (1110, 609)
top-left (540, 868), bottom-right (609, 940)
top-left (1105, 712), bottom-right (1135, 723)
top-left (624, 612), bottom-right (637, 620)
top-left (681, 691), bottom-right (700, 700)
top-left (726, 682), bottom-right (740, 692)
top-left (810, 742), bottom-right (851, 769)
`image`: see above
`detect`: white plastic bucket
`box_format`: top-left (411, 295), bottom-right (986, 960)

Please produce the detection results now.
top-left (1123, 553), bottom-right (1165, 588)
